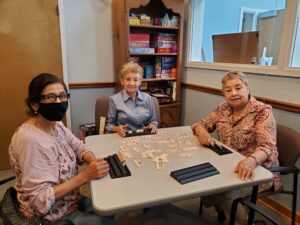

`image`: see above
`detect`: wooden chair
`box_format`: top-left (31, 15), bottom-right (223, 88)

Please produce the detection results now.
top-left (95, 96), bottom-right (161, 135)
top-left (95, 96), bottom-right (110, 135)
top-left (229, 124), bottom-right (300, 225)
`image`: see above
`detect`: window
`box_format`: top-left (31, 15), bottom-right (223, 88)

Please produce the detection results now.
top-left (239, 7), bottom-right (267, 32)
top-left (290, 5), bottom-right (300, 67)
top-left (188, 0), bottom-right (287, 66)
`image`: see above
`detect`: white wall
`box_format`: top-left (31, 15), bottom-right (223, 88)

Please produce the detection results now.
top-left (183, 68), bottom-right (300, 105)
top-left (59, 0), bottom-right (115, 135)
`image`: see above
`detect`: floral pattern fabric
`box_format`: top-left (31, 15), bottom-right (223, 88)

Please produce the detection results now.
top-left (9, 122), bottom-right (91, 223)
top-left (192, 97), bottom-right (281, 190)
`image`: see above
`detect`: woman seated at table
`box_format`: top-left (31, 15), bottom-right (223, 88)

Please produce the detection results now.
top-left (9, 73), bottom-right (117, 225)
top-left (105, 61), bottom-right (158, 137)
top-left (191, 71), bottom-right (281, 223)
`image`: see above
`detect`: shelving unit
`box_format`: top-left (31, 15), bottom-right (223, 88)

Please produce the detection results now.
top-left (112, 0), bottom-right (184, 127)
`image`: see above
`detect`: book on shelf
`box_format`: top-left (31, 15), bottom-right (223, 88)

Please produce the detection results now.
top-left (155, 57), bottom-right (162, 78)
top-left (172, 82), bottom-right (176, 101)
top-left (129, 48), bottom-right (155, 54)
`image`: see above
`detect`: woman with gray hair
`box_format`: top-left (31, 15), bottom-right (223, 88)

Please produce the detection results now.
top-left (106, 61), bottom-right (158, 137)
top-left (192, 71), bottom-right (281, 223)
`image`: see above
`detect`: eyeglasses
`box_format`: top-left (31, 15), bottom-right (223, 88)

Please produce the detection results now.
top-left (41, 93), bottom-right (70, 103)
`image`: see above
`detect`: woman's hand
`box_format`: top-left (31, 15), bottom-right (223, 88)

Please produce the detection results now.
top-left (114, 124), bottom-right (128, 137)
top-left (234, 157), bottom-right (257, 180)
top-left (147, 123), bottom-right (157, 133)
top-left (80, 158), bottom-right (109, 182)
top-left (54, 158), bottom-right (109, 200)
top-left (194, 125), bottom-right (214, 146)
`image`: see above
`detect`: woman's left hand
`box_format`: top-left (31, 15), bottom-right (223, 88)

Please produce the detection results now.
top-left (234, 157), bottom-right (257, 180)
top-left (147, 123), bottom-right (157, 133)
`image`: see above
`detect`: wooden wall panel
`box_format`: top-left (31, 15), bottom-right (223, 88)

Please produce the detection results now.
top-left (0, 0), bottom-right (62, 170)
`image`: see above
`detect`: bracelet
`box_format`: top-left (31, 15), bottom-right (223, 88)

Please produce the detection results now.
top-left (248, 155), bottom-right (259, 166)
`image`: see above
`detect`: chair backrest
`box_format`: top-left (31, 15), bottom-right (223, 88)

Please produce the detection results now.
top-left (277, 124), bottom-right (300, 167)
top-left (151, 96), bottom-right (161, 128)
top-left (95, 96), bottom-right (110, 135)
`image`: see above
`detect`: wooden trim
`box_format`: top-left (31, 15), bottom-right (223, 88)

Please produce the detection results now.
top-left (69, 82), bottom-right (115, 89)
top-left (258, 197), bottom-right (300, 225)
top-left (182, 83), bottom-right (222, 96)
top-left (142, 78), bottom-right (176, 82)
top-left (130, 53), bottom-right (178, 56)
top-left (130, 24), bottom-right (179, 30)
top-left (159, 102), bottom-right (181, 109)
top-left (182, 82), bottom-right (300, 114)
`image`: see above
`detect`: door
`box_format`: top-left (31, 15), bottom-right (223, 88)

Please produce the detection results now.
top-left (0, 0), bottom-right (63, 170)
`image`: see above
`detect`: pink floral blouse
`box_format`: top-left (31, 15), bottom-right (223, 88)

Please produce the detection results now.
top-left (9, 122), bottom-right (91, 223)
top-left (192, 97), bottom-right (281, 190)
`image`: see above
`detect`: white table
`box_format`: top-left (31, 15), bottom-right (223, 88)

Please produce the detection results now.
top-left (86, 126), bottom-right (273, 215)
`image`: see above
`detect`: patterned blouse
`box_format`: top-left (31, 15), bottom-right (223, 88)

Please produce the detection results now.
top-left (9, 122), bottom-right (91, 223)
top-left (192, 97), bottom-right (281, 191)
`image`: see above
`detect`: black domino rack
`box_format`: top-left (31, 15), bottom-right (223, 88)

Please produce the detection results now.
top-left (206, 144), bottom-right (232, 155)
top-left (124, 128), bottom-right (153, 137)
top-left (105, 154), bottom-right (131, 179)
top-left (170, 162), bottom-right (220, 184)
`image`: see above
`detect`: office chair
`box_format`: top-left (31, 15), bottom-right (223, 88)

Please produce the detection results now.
top-left (229, 124), bottom-right (300, 225)
top-left (0, 176), bottom-right (74, 225)
top-left (95, 95), bottom-right (162, 135)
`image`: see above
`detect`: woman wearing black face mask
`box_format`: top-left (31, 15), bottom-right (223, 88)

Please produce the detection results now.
top-left (8, 73), bottom-right (117, 225)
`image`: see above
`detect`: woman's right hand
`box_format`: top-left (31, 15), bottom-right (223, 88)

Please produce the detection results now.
top-left (54, 158), bottom-right (109, 200)
top-left (194, 125), bottom-right (214, 146)
top-left (114, 124), bottom-right (128, 137)
top-left (80, 158), bottom-right (109, 182)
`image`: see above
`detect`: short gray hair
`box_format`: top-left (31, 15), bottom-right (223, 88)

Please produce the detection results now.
top-left (119, 61), bottom-right (143, 80)
top-left (221, 71), bottom-right (249, 88)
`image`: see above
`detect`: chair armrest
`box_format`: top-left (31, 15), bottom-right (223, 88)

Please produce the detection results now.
top-left (241, 199), bottom-right (281, 225)
top-left (0, 176), bottom-right (15, 185)
top-left (269, 166), bottom-right (300, 175)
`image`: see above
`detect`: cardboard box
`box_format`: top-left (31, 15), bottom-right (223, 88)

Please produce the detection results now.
top-left (129, 41), bottom-right (150, 48)
top-left (129, 48), bottom-right (155, 54)
top-left (155, 57), bottom-right (162, 78)
top-left (156, 48), bottom-right (173, 53)
top-left (129, 34), bottom-right (150, 41)
top-left (129, 17), bottom-right (140, 25)
top-left (161, 57), bottom-right (176, 78)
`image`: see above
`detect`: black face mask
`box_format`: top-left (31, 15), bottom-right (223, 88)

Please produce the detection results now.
top-left (38, 102), bottom-right (68, 121)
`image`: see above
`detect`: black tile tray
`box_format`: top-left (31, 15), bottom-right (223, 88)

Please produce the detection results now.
top-left (105, 154), bottom-right (131, 179)
top-left (124, 128), bottom-right (153, 137)
top-left (170, 162), bottom-right (220, 184)
top-left (206, 144), bottom-right (232, 155)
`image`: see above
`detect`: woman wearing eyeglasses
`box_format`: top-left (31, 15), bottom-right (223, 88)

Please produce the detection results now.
top-left (8, 73), bottom-right (117, 225)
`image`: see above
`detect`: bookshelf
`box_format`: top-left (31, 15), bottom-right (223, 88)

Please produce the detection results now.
top-left (112, 0), bottom-right (184, 127)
